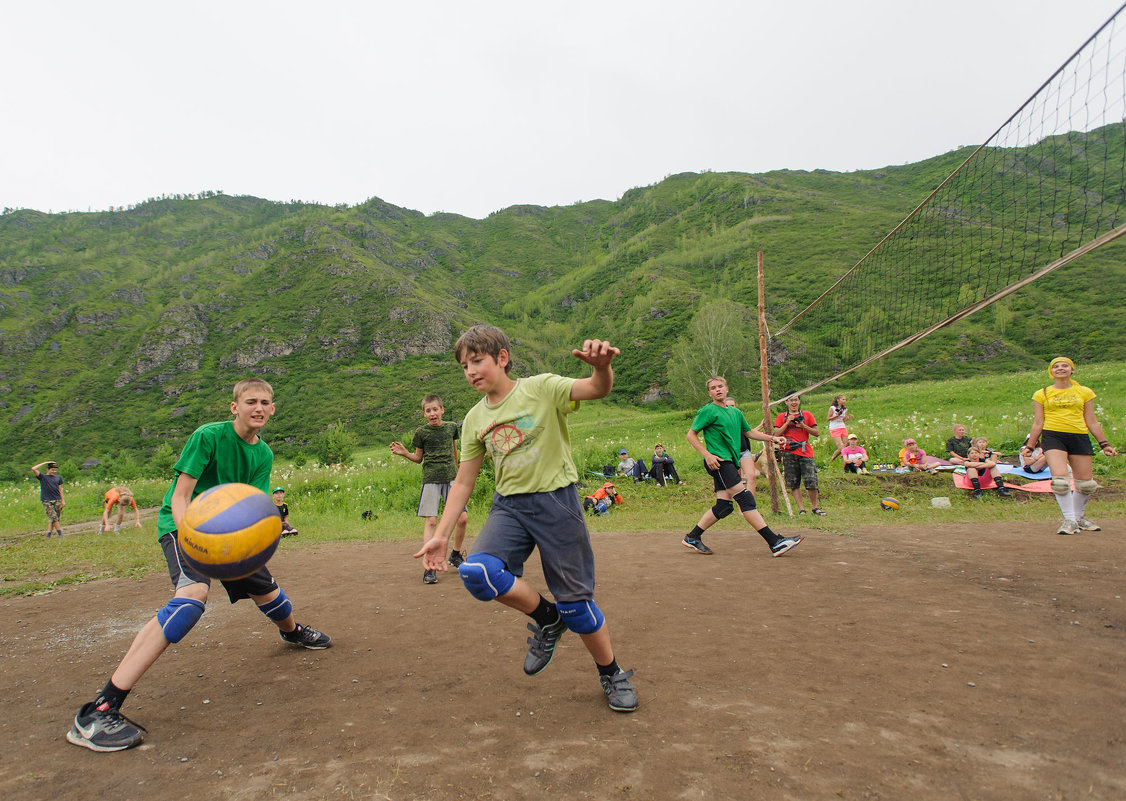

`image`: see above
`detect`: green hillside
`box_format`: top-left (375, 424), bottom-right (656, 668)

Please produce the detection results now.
top-left (2, 138), bottom-right (1124, 467)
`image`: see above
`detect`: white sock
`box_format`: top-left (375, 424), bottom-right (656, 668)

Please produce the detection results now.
top-left (1071, 491), bottom-right (1090, 519)
top-left (1054, 491), bottom-right (1074, 520)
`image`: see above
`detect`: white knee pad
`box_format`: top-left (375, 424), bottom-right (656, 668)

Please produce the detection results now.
top-left (1074, 479), bottom-right (1099, 496)
top-left (1051, 476), bottom-right (1072, 496)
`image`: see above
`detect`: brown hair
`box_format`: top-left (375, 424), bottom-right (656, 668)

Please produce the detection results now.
top-left (454, 325), bottom-right (512, 374)
top-left (233, 378), bottom-right (273, 401)
top-left (422, 394), bottom-right (443, 408)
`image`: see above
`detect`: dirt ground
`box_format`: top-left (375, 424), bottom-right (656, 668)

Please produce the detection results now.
top-left (2, 520), bottom-right (1124, 801)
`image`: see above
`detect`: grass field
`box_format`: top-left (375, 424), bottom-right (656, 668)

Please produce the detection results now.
top-left (3, 362), bottom-right (1124, 597)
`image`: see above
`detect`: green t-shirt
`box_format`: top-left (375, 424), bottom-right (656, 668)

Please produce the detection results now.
top-left (690, 403), bottom-right (751, 464)
top-left (461, 374), bottom-right (578, 496)
top-left (157, 421), bottom-right (274, 536)
top-left (411, 421), bottom-right (460, 484)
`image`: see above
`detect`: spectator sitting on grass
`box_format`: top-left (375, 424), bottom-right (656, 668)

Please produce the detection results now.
top-left (898, 438), bottom-right (933, 472)
top-left (841, 434), bottom-right (869, 474)
top-left (616, 448), bottom-right (648, 482)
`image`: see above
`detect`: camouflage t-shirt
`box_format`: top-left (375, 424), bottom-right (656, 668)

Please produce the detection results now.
top-left (411, 421), bottom-right (461, 484)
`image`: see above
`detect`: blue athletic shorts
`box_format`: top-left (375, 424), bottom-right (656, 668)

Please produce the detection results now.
top-left (470, 485), bottom-right (595, 603)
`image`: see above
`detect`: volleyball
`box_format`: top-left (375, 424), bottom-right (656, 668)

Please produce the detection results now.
top-left (178, 483), bottom-right (282, 579)
top-left (880, 497), bottom-right (900, 511)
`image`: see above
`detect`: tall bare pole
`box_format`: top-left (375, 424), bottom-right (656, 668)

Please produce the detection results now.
top-left (757, 251), bottom-right (784, 515)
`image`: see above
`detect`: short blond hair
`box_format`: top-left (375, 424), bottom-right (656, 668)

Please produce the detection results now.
top-left (233, 378), bottom-right (274, 401)
top-left (706, 375), bottom-right (727, 388)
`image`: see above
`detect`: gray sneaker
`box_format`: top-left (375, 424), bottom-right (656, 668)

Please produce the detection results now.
top-left (66, 702), bottom-right (146, 752)
top-left (1076, 517), bottom-right (1101, 532)
top-left (600, 669), bottom-right (639, 712)
top-left (523, 616), bottom-right (567, 675)
top-left (1056, 519), bottom-right (1079, 536)
top-left (280, 623), bottom-right (332, 649)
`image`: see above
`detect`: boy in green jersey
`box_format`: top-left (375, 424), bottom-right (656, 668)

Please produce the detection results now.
top-left (684, 376), bottom-right (803, 557)
top-left (66, 378), bottom-right (331, 753)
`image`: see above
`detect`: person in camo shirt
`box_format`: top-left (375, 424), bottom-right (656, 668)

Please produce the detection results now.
top-left (391, 394), bottom-right (469, 584)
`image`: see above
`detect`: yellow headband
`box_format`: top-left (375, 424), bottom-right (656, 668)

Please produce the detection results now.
top-left (1049, 356), bottom-right (1076, 377)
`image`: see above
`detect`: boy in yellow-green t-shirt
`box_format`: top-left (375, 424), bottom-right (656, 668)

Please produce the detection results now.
top-left (415, 324), bottom-right (638, 713)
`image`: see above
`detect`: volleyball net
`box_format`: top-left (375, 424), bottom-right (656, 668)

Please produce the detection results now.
top-left (769, 3), bottom-right (1126, 398)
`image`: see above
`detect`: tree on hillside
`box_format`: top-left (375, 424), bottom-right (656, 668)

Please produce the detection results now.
top-left (667, 300), bottom-right (761, 407)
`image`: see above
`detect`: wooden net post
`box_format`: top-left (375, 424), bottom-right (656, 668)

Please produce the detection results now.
top-left (757, 251), bottom-right (790, 516)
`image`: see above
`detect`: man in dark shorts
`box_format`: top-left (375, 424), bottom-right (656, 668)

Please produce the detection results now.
top-left (682, 376), bottom-right (802, 556)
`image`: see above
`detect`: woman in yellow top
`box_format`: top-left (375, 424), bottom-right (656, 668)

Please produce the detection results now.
top-left (1022, 356), bottom-right (1117, 535)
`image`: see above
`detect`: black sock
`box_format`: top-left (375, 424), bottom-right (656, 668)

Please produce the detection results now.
top-left (596, 658), bottom-right (621, 677)
top-left (971, 477), bottom-right (981, 490)
top-left (529, 596), bottom-right (559, 628)
top-left (687, 526), bottom-right (705, 540)
top-left (95, 679), bottom-right (130, 711)
top-left (450, 549), bottom-right (462, 558)
top-left (756, 525), bottom-right (781, 548)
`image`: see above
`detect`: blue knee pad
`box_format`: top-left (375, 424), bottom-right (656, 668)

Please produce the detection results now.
top-left (712, 498), bottom-right (734, 519)
top-left (156, 597), bottom-right (205, 644)
top-left (557, 600), bottom-right (605, 634)
top-left (733, 489), bottom-right (757, 512)
top-left (458, 553), bottom-right (515, 601)
top-left (257, 588), bottom-right (293, 622)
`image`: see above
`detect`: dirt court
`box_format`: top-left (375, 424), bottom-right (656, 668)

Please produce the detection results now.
top-left (2, 521), bottom-right (1124, 801)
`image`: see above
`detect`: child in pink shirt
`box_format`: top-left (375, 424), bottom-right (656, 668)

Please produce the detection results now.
top-left (841, 434), bottom-right (868, 474)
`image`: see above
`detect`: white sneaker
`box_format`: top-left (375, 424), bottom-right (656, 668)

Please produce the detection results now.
top-left (1076, 517), bottom-right (1101, 532)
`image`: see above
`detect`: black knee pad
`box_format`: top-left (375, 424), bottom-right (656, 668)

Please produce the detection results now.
top-left (712, 499), bottom-right (734, 519)
top-left (732, 489), bottom-right (757, 512)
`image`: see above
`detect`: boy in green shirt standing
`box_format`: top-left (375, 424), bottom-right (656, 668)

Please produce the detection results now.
top-left (415, 324), bottom-right (638, 712)
top-left (391, 394), bottom-right (469, 583)
top-left (684, 376), bottom-right (803, 556)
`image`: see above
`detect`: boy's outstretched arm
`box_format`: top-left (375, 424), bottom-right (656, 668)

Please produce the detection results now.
top-left (570, 339), bottom-right (620, 401)
top-left (414, 455), bottom-right (482, 570)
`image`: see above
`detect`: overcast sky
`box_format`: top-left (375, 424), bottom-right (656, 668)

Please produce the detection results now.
top-left (2, 1), bottom-right (1121, 219)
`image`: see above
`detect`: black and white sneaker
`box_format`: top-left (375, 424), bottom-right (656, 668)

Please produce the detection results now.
top-left (600, 669), bottom-right (639, 712)
top-left (771, 535), bottom-right (804, 557)
top-left (280, 623), bottom-right (332, 649)
top-left (447, 550), bottom-right (465, 569)
top-left (524, 616), bottom-right (567, 676)
top-left (66, 702), bottom-right (146, 752)
top-left (682, 536), bottom-right (713, 555)
top-left (423, 569), bottom-right (438, 584)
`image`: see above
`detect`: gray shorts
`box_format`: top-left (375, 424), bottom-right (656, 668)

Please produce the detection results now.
top-left (471, 485), bottom-right (595, 603)
top-left (417, 482), bottom-right (466, 518)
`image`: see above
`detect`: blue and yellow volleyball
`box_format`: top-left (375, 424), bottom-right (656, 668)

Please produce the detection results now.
top-left (880, 497), bottom-right (900, 511)
top-left (178, 483), bottom-right (282, 579)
